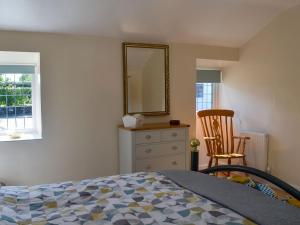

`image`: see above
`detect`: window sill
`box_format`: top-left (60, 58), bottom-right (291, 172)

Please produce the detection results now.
top-left (0, 132), bottom-right (42, 142)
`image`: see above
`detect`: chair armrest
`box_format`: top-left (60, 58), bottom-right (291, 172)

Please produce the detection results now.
top-left (233, 136), bottom-right (250, 140)
top-left (233, 136), bottom-right (250, 154)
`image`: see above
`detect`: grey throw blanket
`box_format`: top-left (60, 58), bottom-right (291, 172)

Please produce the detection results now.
top-left (161, 170), bottom-right (300, 225)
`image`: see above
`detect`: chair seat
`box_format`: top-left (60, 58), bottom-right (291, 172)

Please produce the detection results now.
top-left (212, 153), bottom-right (245, 158)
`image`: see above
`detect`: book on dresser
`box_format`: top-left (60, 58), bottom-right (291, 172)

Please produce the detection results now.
top-left (118, 123), bottom-right (190, 173)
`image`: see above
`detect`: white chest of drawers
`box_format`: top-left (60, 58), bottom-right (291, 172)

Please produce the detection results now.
top-left (118, 123), bottom-right (190, 173)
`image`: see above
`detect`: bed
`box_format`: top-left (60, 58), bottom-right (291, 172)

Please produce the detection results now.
top-left (0, 166), bottom-right (299, 225)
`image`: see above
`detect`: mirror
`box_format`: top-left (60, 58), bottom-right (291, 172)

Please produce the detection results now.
top-left (123, 42), bottom-right (169, 116)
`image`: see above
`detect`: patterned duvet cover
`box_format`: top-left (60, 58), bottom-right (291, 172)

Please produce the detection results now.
top-left (0, 172), bottom-right (254, 225)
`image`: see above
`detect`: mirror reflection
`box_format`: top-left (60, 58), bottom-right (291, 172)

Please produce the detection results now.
top-left (123, 43), bottom-right (169, 116)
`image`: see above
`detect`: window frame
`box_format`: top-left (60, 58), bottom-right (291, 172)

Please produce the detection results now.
top-left (212, 83), bottom-right (219, 108)
top-left (0, 52), bottom-right (42, 141)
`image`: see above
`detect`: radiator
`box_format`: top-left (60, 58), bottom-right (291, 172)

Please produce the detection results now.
top-left (240, 131), bottom-right (269, 171)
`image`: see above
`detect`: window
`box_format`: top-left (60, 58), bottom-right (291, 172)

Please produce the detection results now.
top-left (0, 52), bottom-right (41, 141)
top-left (196, 83), bottom-right (217, 112)
top-left (196, 69), bottom-right (221, 112)
top-left (0, 73), bottom-right (33, 130)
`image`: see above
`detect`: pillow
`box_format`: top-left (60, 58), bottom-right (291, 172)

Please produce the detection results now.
top-left (255, 183), bottom-right (277, 199)
top-left (287, 198), bottom-right (300, 208)
top-left (228, 175), bottom-right (250, 184)
top-left (226, 175), bottom-right (300, 207)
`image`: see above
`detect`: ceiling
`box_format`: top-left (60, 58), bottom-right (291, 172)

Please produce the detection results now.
top-left (0, 0), bottom-right (299, 47)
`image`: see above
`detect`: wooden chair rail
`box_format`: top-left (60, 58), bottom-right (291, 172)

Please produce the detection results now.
top-left (197, 109), bottom-right (234, 117)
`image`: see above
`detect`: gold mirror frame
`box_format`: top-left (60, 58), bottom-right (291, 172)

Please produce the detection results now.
top-left (123, 42), bottom-right (170, 116)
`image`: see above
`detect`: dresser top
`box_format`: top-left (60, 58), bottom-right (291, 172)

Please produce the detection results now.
top-left (118, 123), bottom-right (190, 131)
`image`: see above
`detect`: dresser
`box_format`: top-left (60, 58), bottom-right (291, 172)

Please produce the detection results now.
top-left (118, 123), bottom-right (190, 173)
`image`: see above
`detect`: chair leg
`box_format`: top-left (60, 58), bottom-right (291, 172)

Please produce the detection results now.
top-left (214, 158), bottom-right (219, 177)
top-left (208, 157), bottom-right (213, 168)
top-left (242, 157), bottom-right (249, 176)
top-left (227, 158), bottom-right (231, 177)
top-left (242, 157), bottom-right (247, 166)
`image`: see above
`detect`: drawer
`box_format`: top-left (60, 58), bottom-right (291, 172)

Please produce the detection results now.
top-left (135, 154), bottom-right (185, 172)
top-left (135, 131), bottom-right (160, 144)
top-left (161, 129), bottom-right (186, 142)
top-left (135, 142), bottom-right (185, 159)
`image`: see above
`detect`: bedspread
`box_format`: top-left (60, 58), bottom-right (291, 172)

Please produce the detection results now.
top-left (0, 172), bottom-right (253, 225)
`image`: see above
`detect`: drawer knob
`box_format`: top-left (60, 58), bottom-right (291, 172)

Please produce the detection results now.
top-left (145, 149), bottom-right (152, 154)
top-left (171, 133), bottom-right (178, 137)
top-left (172, 146), bottom-right (178, 150)
top-left (172, 161), bottom-right (178, 166)
top-left (145, 135), bottom-right (152, 140)
top-left (146, 165), bottom-right (152, 170)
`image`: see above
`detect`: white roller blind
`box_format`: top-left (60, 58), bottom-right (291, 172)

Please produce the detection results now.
top-left (196, 70), bottom-right (221, 83)
top-left (0, 65), bottom-right (35, 74)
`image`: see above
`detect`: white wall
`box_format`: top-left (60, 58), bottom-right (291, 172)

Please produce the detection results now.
top-left (220, 6), bottom-right (300, 186)
top-left (0, 31), bottom-right (123, 185)
top-left (0, 30), bottom-right (238, 185)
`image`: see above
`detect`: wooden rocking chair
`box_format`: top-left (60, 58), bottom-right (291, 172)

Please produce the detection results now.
top-left (197, 109), bottom-right (250, 168)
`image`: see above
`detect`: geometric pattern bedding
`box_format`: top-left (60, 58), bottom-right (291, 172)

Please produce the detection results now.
top-left (228, 175), bottom-right (300, 207)
top-left (0, 172), bottom-right (256, 225)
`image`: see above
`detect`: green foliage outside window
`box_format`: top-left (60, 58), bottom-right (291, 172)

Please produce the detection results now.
top-left (0, 74), bottom-right (32, 107)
